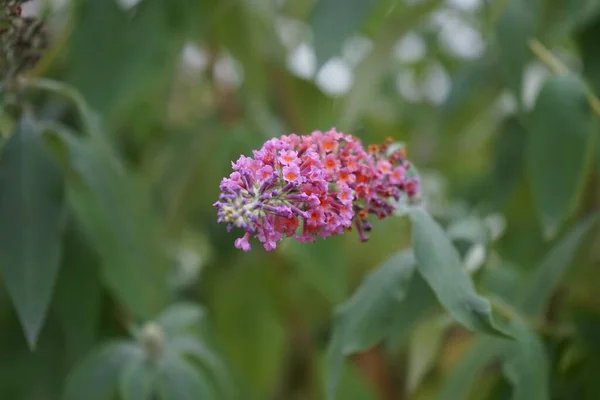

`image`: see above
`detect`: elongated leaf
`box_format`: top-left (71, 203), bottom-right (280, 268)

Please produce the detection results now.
top-left (119, 352), bottom-right (156, 400)
top-left (578, 13), bottom-right (600, 95)
top-left (409, 208), bottom-right (508, 337)
top-left (502, 316), bottom-right (550, 400)
top-left (527, 75), bottom-right (595, 238)
top-left (64, 341), bottom-right (139, 400)
top-left (51, 130), bottom-right (168, 320)
top-left (518, 213), bottom-right (599, 316)
top-left (52, 223), bottom-right (102, 364)
top-left (156, 355), bottom-right (215, 400)
top-left (494, 0), bottom-right (537, 100)
top-left (0, 115), bottom-right (66, 348)
top-left (310, 0), bottom-right (379, 67)
top-left (325, 251), bottom-right (425, 399)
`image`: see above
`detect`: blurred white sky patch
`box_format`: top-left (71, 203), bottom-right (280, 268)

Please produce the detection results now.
top-left (181, 43), bottom-right (209, 72)
top-left (432, 9), bottom-right (485, 59)
top-left (275, 16), bottom-right (311, 50)
top-left (496, 90), bottom-right (518, 116)
top-left (393, 32), bottom-right (427, 64)
top-left (213, 52), bottom-right (244, 88)
top-left (396, 70), bottom-right (422, 103)
top-left (315, 58), bottom-right (353, 96)
top-left (522, 62), bottom-right (551, 110)
top-left (116, 0), bottom-right (143, 10)
top-left (422, 62), bottom-right (450, 104)
top-left (341, 35), bottom-right (373, 67)
top-left (446, 0), bottom-right (483, 11)
top-left (287, 43), bottom-right (317, 79)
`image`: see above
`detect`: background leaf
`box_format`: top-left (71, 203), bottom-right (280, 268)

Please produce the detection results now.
top-left (409, 208), bottom-right (508, 337)
top-left (64, 341), bottom-right (139, 400)
top-left (527, 74), bottom-right (595, 238)
top-left (0, 114), bottom-right (66, 348)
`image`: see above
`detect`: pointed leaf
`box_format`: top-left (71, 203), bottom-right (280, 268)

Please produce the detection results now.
top-left (156, 355), bottom-right (216, 400)
top-left (310, 0), bottom-right (379, 67)
top-left (0, 114), bottom-right (66, 348)
top-left (527, 75), bottom-right (595, 238)
top-left (502, 316), bottom-right (550, 400)
top-left (409, 208), bottom-right (509, 337)
top-left (64, 341), bottom-right (139, 400)
top-left (119, 352), bottom-right (156, 400)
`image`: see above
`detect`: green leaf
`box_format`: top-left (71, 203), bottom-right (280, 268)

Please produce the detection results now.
top-left (51, 130), bottom-right (168, 320)
top-left (155, 303), bottom-right (206, 339)
top-left (170, 336), bottom-right (234, 400)
top-left (52, 223), bottom-right (102, 364)
top-left (119, 352), bottom-right (156, 400)
top-left (65, 0), bottom-right (175, 120)
top-left (527, 75), bottom-right (595, 238)
top-left (518, 213), bottom-right (599, 316)
top-left (434, 337), bottom-right (500, 400)
top-left (502, 316), bottom-right (550, 400)
top-left (64, 341), bottom-right (139, 400)
top-left (488, 116), bottom-right (528, 208)
top-left (578, 13), bottom-right (600, 95)
top-left (310, 0), bottom-right (379, 67)
top-left (0, 114), bottom-right (66, 348)
top-left (409, 208), bottom-right (509, 338)
top-left (494, 0), bottom-right (537, 100)
top-left (325, 251), bottom-right (423, 399)
top-left (156, 355), bottom-right (216, 400)
top-left (407, 316), bottom-right (448, 393)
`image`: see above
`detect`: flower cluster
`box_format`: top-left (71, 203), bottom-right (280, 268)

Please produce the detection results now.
top-left (214, 128), bottom-right (420, 251)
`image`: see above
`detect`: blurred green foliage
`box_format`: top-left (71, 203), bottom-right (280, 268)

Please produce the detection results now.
top-left (2, 0), bottom-right (600, 399)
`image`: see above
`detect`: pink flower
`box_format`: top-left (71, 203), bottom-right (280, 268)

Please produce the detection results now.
top-left (283, 164), bottom-right (302, 184)
top-left (278, 150), bottom-right (298, 166)
top-left (234, 233), bottom-right (252, 251)
top-left (214, 130), bottom-right (420, 251)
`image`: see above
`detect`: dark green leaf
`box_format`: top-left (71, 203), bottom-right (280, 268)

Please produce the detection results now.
top-left (434, 337), bottom-right (500, 400)
top-left (527, 75), bottom-right (595, 238)
top-left (518, 213), bottom-right (599, 316)
top-left (0, 114), bottom-right (66, 348)
top-left (494, 0), bottom-right (537, 100)
top-left (488, 116), bottom-right (528, 208)
top-left (325, 251), bottom-right (424, 399)
top-left (119, 352), bottom-right (156, 400)
top-left (66, 0), bottom-right (175, 120)
top-left (409, 208), bottom-right (509, 338)
top-left (64, 341), bottom-right (139, 400)
top-left (52, 223), bottom-right (102, 364)
top-left (579, 13), bottom-right (600, 94)
top-left (50, 129), bottom-right (168, 320)
top-left (310, 0), bottom-right (379, 67)
top-left (156, 355), bottom-right (216, 400)
top-left (502, 316), bottom-right (550, 400)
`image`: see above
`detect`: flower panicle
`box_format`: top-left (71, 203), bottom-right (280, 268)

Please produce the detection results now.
top-left (213, 128), bottom-right (420, 251)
